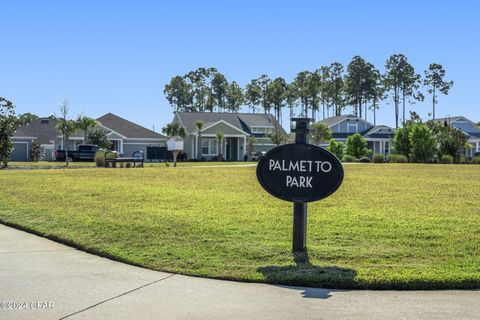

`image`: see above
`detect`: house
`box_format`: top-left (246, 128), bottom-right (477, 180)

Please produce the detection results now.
top-left (11, 113), bottom-right (168, 162)
top-left (12, 117), bottom-right (58, 161)
top-left (433, 116), bottom-right (480, 158)
top-left (318, 115), bottom-right (395, 155)
top-left (172, 112), bottom-right (287, 161)
top-left (92, 113), bottom-right (167, 160)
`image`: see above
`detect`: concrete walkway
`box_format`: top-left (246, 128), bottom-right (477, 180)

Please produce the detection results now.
top-left (1, 224), bottom-right (478, 320)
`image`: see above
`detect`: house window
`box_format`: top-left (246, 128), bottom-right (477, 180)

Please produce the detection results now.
top-left (201, 138), bottom-right (217, 155)
top-left (251, 127), bottom-right (273, 134)
top-left (347, 121), bottom-right (358, 133)
top-left (111, 140), bottom-right (122, 153)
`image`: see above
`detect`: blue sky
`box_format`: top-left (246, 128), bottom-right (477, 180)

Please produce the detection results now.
top-left (1, 1), bottom-right (479, 131)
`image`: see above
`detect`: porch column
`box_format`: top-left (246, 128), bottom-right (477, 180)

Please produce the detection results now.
top-left (243, 136), bottom-right (247, 160)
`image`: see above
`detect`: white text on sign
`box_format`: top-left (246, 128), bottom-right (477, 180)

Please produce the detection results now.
top-left (268, 159), bottom-right (332, 188)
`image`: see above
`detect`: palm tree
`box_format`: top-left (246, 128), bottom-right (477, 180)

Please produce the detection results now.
top-left (76, 116), bottom-right (98, 143)
top-left (55, 119), bottom-right (77, 166)
top-left (162, 122), bottom-right (186, 167)
top-left (194, 120), bottom-right (204, 160)
top-left (216, 131), bottom-right (224, 161)
top-left (246, 136), bottom-right (256, 160)
top-left (309, 123), bottom-right (332, 145)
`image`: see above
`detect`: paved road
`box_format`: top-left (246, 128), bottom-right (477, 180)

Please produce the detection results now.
top-left (1, 224), bottom-right (478, 320)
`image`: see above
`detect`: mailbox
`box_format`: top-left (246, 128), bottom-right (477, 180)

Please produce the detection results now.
top-left (167, 137), bottom-right (184, 151)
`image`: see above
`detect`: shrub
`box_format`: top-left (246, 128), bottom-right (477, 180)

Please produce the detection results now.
top-left (459, 156), bottom-right (468, 164)
top-left (387, 154), bottom-right (408, 163)
top-left (393, 126), bottom-right (411, 161)
top-left (358, 157), bottom-right (371, 163)
top-left (328, 139), bottom-right (344, 160)
top-left (440, 155), bottom-right (453, 164)
top-left (409, 123), bottom-right (437, 163)
top-left (472, 156), bottom-right (480, 164)
top-left (373, 154), bottom-right (385, 163)
top-left (95, 150), bottom-right (115, 167)
top-left (342, 155), bottom-right (356, 162)
top-left (345, 133), bottom-right (371, 159)
top-left (29, 142), bottom-right (44, 162)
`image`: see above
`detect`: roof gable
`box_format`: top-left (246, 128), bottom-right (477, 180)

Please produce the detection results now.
top-left (97, 113), bottom-right (166, 140)
top-left (175, 112), bottom-right (287, 136)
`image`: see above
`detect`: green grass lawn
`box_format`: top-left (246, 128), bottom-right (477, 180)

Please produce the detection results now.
top-left (7, 161), bottom-right (252, 168)
top-left (0, 164), bottom-right (479, 289)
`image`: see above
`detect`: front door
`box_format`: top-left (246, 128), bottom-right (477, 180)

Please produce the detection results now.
top-left (226, 138), bottom-right (238, 161)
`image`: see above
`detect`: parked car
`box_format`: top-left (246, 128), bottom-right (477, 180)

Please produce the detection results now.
top-left (251, 151), bottom-right (266, 161)
top-left (55, 144), bottom-right (100, 162)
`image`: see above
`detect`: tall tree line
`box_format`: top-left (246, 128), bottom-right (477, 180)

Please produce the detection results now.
top-left (164, 55), bottom-right (453, 126)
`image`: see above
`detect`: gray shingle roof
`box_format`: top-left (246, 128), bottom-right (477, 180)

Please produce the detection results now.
top-left (364, 125), bottom-right (395, 138)
top-left (97, 113), bottom-right (166, 139)
top-left (318, 115), bottom-right (353, 127)
top-left (13, 118), bottom-right (58, 144)
top-left (175, 112), bottom-right (287, 136)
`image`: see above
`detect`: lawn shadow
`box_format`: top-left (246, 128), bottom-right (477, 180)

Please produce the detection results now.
top-left (256, 251), bottom-right (356, 299)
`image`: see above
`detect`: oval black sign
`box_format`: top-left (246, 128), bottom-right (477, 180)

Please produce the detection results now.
top-left (256, 144), bottom-right (344, 203)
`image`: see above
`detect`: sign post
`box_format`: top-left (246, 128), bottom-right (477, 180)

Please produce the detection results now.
top-left (256, 118), bottom-right (344, 254)
top-left (292, 118), bottom-right (309, 252)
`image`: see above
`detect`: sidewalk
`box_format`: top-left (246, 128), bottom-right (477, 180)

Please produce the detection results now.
top-left (1, 223), bottom-right (478, 320)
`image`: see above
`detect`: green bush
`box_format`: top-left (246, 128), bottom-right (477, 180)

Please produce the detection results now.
top-left (440, 155), bottom-right (453, 164)
top-left (342, 155), bottom-right (356, 162)
top-left (29, 142), bottom-right (44, 162)
top-left (387, 154), bottom-right (408, 163)
top-left (328, 139), bottom-right (344, 160)
top-left (373, 154), bottom-right (385, 163)
top-left (472, 156), bottom-right (480, 164)
top-left (459, 156), bottom-right (468, 164)
top-left (357, 157), bottom-right (371, 163)
top-left (409, 123), bottom-right (437, 163)
top-left (345, 133), bottom-right (371, 159)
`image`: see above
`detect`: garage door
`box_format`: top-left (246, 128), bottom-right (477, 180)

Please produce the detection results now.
top-left (10, 143), bottom-right (28, 161)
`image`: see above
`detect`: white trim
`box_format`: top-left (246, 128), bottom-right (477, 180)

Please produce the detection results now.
top-left (98, 124), bottom-right (128, 139)
top-left (200, 120), bottom-right (250, 136)
top-left (57, 135), bottom-right (84, 141)
top-left (327, 116), bottom-right (374, 129)
top-left (250, 125), bottom-right (275, 128)
top-left (192, 135), bottom-right (196, 159)
top-left (123, 142), bottom-right (165, 146)
top-left (366, 125), bottom-right (392, 135)
top-left (174, 112), bottom-right (187, 131)
top-left (12, 136), bottom-right (37, 140)
top-left (243, 136), bottom-right (247, 158)
top-left (201, 134), bottom-right (246, 138)
top-left (109, 139), bottom-right (123, 153)
top-left (124, 138), bottom-right (167, 141)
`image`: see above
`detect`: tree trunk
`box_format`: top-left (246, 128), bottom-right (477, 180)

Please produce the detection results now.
top-left (402, 91), bottom-right (406, 125)
top-left (432, 85), bottom-right (436, 120)
top-left (173, 150), bottom-right (179, 167)
top-left (359, 98), bottom-right (362, 119)
top-left (322, 102), bottom-right (325, 120)
top-left (197, 134), bottom-right (202, 160)
top-left (394, 87), bottom-right (399, 129)
top-left (373, 103), bottom-right (377, 125)
top-left (364, 100), bottom-right (367, 122)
